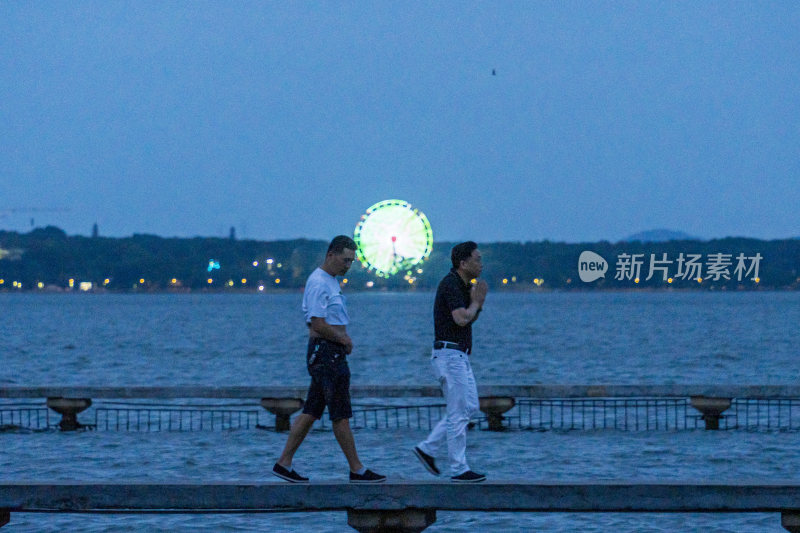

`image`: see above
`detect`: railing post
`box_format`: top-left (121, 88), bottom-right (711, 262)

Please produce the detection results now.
top-left (347, 509), bottom-right (436, 533)
top-left (782, 512), bottom-right (800, 532)
top-left (479, 396), bottom-right (516, 431)
top-left (689, 396), bottom-right (732, 430)
top-left (260, 398), bottom-right (304, 431)
top-left (46, 398), bottom-right (92, 431)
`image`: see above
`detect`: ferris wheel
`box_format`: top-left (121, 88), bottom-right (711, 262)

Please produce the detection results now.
top-left (353, 199), bottom-right (433, 278)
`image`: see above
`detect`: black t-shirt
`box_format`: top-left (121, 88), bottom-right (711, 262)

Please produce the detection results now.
top-left (433, 269), bottom-right (478, 352)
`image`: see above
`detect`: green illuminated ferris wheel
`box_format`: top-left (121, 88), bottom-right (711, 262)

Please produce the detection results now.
top-left (353, 199), bottom-right (433, 278)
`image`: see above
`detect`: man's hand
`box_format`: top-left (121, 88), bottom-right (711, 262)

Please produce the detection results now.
top-left (452, 280), bottom-right (488, 327)
top-left (340, 334), bottom-right (353, 354)
top-left (471, 279), bottom-right (488, 308)
top-left (309, 317), bottom-right (353, 354)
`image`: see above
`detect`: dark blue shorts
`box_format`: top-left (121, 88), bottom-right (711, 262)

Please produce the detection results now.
top-left (302, 338), bottom-right (352, 421)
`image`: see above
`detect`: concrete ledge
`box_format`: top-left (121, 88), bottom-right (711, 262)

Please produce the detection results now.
top-left (3, 384), bottom-right (800, 399)
top-left (3, 481), bottom-right (800, 512)
top-left (348, 508), bottom-right (436, 533)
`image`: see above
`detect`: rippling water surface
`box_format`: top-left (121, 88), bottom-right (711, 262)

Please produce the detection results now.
top-left (2, 291), bottom-right (800, 531)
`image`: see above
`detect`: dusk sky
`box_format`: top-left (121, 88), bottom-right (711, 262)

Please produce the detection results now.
top-left (2, 3), bottom-right (798, 243)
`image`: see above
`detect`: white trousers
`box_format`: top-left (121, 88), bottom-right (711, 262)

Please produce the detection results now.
top-left (418, 348), bottom-right (479, 476)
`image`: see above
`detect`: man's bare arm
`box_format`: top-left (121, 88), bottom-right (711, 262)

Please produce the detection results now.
top-left (451, 302), bottom-right (482, 327)
top-left (309, 316), bottom-right (353, 354)
top-left (450, 280), bottom-right (488, 327)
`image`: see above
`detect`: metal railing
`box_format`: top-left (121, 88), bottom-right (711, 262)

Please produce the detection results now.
top-left (5, 396), bottom-right (800, 433)
top-left (0, 403), bottom-right (50, 431)
top-left (4, 386), bottom-right (800, 433)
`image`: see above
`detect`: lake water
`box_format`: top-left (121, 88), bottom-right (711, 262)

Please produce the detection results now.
top-left (2, 291), bottom-right (800, 531)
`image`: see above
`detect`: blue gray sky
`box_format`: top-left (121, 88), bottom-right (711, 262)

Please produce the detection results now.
top-left (2, 2), bottom-right (798, 243)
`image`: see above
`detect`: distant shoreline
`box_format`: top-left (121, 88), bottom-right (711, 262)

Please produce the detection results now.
top-left (1, 226), bottom-right (797, 292)
top-left (0, 286), bottom-right (791, 295)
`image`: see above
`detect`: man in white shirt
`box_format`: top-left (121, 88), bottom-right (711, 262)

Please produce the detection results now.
top-left (272, 235), bottom-right (386, 483)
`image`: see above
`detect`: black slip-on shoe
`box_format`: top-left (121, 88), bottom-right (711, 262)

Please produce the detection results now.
top-left (413, 446), bottom-right (440, 476)
top-left (450, 470), bottom-right (486, 483)
top-left (272, 463), bottom-right (309, 483)
top-left (349, 469), bottom-right (387, 483)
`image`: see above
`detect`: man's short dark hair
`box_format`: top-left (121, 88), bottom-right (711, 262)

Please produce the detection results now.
top-left (328, 235), bottom-right (357, 255)
top-left (451, 241), bottom-right (478, 269)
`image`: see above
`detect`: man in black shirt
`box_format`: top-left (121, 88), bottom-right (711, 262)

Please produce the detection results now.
top-left (413, 241), bottom-right (488, 483)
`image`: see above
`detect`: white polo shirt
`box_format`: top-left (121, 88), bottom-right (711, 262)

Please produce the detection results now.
top-left (302, 267), bottom-right (349, 326)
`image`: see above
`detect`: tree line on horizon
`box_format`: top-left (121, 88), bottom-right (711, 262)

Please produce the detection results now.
top-left (0, 226), bottom-right (798, 291)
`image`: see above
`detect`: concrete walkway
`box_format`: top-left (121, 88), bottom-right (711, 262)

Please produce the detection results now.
top-left (2, 481), bottom-right (800, 532)
top-left (3, 384), bottom-right (800, 399)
